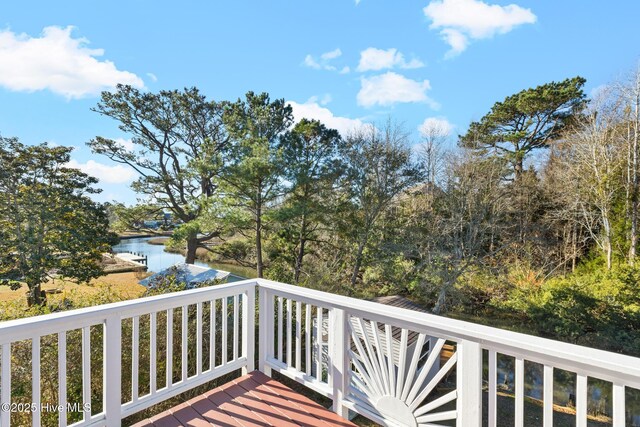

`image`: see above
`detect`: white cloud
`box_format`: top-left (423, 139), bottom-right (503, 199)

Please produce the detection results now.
top-left (114, 137), bottom-right (135, 151)
top-left (0, 26), bottom-right (144, 99)
top-left (321, 48), bottom-right (342, 60)
top-left (418, 117), bottom-right (454, 137)
top-left (357, 72), bottom-right (438, 108)
top-left (67, 159), bottom-right (137, 184)
top-left (288, 99), bottom-right (365, 136)
top-left (303, 48), bottom-right (344, 72)
top-left (307, 94), bottom-right (333, 106)
top-left (424, 0), bottom-right (536, 57)
top-left (357, 47), bottom-right (424, 72)
top-left (440, 29), bottom-right (469, 58)
top-left (304, 54), bottom-right (321, 69)
top-left (146, 72), bottom-right (158, 82)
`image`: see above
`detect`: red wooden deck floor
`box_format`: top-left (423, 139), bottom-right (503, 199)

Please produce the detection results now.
top-left (131, 371), bottom-right (357, 427)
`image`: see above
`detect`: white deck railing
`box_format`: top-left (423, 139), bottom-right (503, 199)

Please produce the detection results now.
top-left (0, 278), bottom-right (639, 426)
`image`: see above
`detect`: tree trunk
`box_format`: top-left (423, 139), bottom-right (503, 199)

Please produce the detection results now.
top-left (629, 106), bottom-right (639, 264)
top-left (185, 234), bottom-right (199, 264)
top-left (432, 286), bottom-right (447, 315)
top-left (350, 238), bottom-right (367, 287)
top-left (27, 283), bottom-right (44, 306)
top-left (514, 151), bottom-right (524, 182)
top-left (603, 216), bottom-right (613, 270)
top-left (255, 195), bottom-right (263, 278)
top-left (294, 213), bottom-right (307, 284)
top-left (294, 238), bottom-right (306, 284)
top-left (572, 222), bottom-right (578, 273)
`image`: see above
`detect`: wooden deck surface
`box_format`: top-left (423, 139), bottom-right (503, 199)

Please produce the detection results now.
top-left (131, 371), bottom-right (357, 427)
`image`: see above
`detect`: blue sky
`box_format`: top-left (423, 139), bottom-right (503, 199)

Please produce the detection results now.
top-left (1, 0), bottom-right (639, 204)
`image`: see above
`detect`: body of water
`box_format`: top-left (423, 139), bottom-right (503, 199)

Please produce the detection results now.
top-left (112, 237), bottom-right (255, 282)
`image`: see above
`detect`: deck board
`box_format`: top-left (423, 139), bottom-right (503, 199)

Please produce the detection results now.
top-left (131, 371), bottom-right (357, 427)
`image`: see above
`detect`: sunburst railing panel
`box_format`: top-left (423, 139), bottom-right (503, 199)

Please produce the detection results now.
top-left (345, 314), bottom-right (459, 427)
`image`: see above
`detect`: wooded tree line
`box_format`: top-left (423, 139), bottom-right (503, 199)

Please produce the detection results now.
top-left (98, 72), bottom-right (633, 277)
top-left (100, 69), bottom-right (640, 353)
top-left (3, 67), bottom-right (636, 351)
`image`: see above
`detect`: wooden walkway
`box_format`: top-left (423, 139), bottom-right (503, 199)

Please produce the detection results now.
top-left (131, 371), bottom-right (357, 427)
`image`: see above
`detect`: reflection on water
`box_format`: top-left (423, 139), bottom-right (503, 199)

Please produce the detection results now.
top-left (112, 237), bottom-right (254, 281)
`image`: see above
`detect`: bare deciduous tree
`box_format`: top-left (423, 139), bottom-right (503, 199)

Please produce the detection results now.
top-left (552, 88), bottom-right (624, 269)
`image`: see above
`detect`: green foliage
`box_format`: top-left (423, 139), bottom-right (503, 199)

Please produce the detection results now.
top-left (362, 256), bottom-right (417, 296)
top-left (269, 119), bottom-right (345, 282)
top-left (142, 267), bottom-right (221, 296)
top-left (340, 121), bottom-right (424, 287)
top-left (105, 202), bottom-right (164, 232)
top-left (89, 85), bottom-right (230, 261)
top-left (215, 240), bottom-right (253, 263)
top-left (460, 76), bottom-right (586, 178)
top-left (486, 266), bottom-right (640, 355)
top-left (0, 137), bottom-right (117, 305)
top-left (221, 91), bottom-right (294, 277)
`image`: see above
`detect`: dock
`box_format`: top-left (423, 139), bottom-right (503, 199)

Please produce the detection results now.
top-left (114, 251), bottom-right (148, 266)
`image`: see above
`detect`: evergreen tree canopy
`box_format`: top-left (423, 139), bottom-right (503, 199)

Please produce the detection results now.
top-left (0, 137), bottom-right (116, 305)
top-left (88, 85), bottom-right (229, 263)
top-left (460, 76), bottom-right (587, 179)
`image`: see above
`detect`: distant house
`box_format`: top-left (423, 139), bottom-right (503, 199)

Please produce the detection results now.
top-left (139, 263), bottom-right (230, 288)
top-left (142, 220), bottom-right (162, 229)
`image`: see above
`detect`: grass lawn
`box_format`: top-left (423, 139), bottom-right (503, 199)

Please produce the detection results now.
top-left (0, 272), bottom-right (147, 303)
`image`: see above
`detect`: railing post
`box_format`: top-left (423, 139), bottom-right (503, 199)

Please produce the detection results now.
top-left (242, 285), bottom-right (256, 374)
top-left (457, 340), bottom-right (482, 427)
top-left (329, 308), bottom-right (349, 418)
top-left (258, 285), bottom-right (273, 376)
top-left (103, 315), bottom-right (122, 427)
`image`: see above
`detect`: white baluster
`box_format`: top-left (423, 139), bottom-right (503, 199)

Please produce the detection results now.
top-left (0, 343), bottom-right (10, 427)
top-left (296, 301), bottom-right (302, 372)
top-left (210, 301), bottom-right (216, 370)
top-left (181, 306), bottom-right (188, 381)
top-left (612, 383), bottom-right (625, 427)
top-left (286, 299), bottom-right (292, 366)
top-left (277, 296), bottom-right (283, 362)
top-left (233, 294), bottom-right (239, 361)
top-left (305, 304), bottom-right (311, 376)
top-left (132, 316), bottom-right (139, 401)
top-left (82, 327), bottom-right (91, 422)
top-left (196, 304), bottom-right (202, 375)
top-left (222, 298), bottom-right (228, 365)
top-left (166, 309), bottom-right (173, 388)
top-left (457, 340), bottom-right (482, 427)
top-left (316, 306), bottom-right (323, 382)
top-left (258, 287), bottom-right (272, 375)
top-left (243, 287), bottom-right (255, 374)
top-left (58, 332), bottom-right (67, 427)
top-left (329, 308), bottom-right (349, 418)
top-left (515, 357), bottom-right (524, 427)
top-left (104, 315), bottom-right (122, 427)
top-left (576, 374), bottom-right (587, 427)
top-left (32, 336), bottom-right (40, 427)
top-left (488, 350), bottom-right (497, 427)
top-left (150, 312), bottom-right (157, 393)
top-left (543, 365), bottom-right (553, 426)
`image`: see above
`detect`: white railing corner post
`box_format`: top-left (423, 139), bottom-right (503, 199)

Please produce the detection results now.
top-left (457, 339), bottom-right (482, 427)
top-left (242, 284), bottom-right (256, 375)
top-left (329, 307), bottom-right (350, 418)
top-left (258, 285), bottom-right (273, 376)
top-left (103, 315), bottom-right (122, 427)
